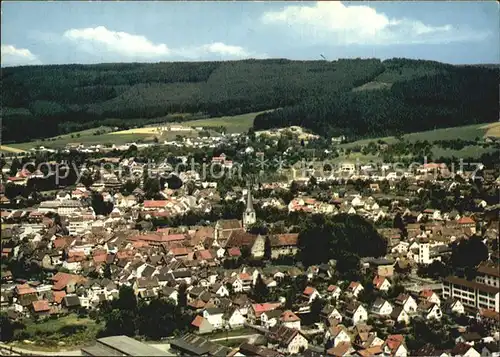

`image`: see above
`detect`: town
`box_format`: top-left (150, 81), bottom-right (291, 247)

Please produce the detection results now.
top-left (1, 124), bottom-right (499, 357)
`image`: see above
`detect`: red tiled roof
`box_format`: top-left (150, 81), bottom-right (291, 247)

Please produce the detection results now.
top-left (420, 289), bottom-right (435, 298)
top-left (164, 234), bottom-right (186, 242)
top-left (191, 315), bottom-right (205, 327)
top-left (270, 233), bottom-right (299, 247)
top-left (252, 303), bottom-right (281, 314)
top-left (238, 273), bottom-right (252, 281)
top-left (53, 291), bottom-right (66, 304)
top-left (143, 200), bottom-right (169, 209)
top-left (385, 334), bottom-right (404, 353)
top-left (303, 286), bottom-right (316, 296)
top-left (348, 281), bottom-right (360, 290)
top-left (195, 250), bottom-right (213, 260)
top-left (50, 272), bottom-right (86, 291)
top-left (32, 300), bottom-right (50, 312)
top-left (373, 275), bottom-right (387, 289)
top-left (16, 284), bottom-right (36, 295)
top-left (457, 216), bottom-right (475, 224)
top-left (227, 247), bottom-right (241, 257)
top-left (281, 310), bottom-right (300, 322)
top-left (170, 247), bottom-right (191, 256)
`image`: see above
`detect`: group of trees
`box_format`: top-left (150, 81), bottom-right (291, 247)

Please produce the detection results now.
top-left (98, 285), bottom-right (191, 340)
top-left (297, 213), bottom-right (387, 279)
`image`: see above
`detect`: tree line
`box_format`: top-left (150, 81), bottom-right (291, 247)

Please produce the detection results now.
top-left (3, 58), bottom-right (384, 142)
top-left (253, 64), bottom-right (498, 139)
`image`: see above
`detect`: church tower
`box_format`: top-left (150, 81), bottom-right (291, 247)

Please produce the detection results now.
top-left (243, 185), bottom-right (256, 229)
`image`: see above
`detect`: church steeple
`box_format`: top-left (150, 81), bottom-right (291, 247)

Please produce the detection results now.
top-left (243, 181), bottom-right (256, 229)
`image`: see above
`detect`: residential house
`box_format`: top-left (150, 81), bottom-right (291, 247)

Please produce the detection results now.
top-left (390, 307), bottom-right (410, 325)
top-left (344, 302), bottom-right (368, 325)
top-left (443, 299), bottom-right (465, 315)
top-left (418, 302), bottom-right (442, 320)
top-left (419, 289), bottom-right (441, 306)
top-left (450, 343), bottom-right (480, 357)
top-left (211, 283), bottom-right (230, 298)
top-left (482, 342), bottom-right (500, 357)
top-left (31, 300), bottom-right (51, 318)
top-left (267, 325), bottom-right (308, 355)
top-left (346, 282), bottom-right (364, 298)
top-left (326, 342), bottom-right (354, 357)
top-left (371, 298), bottom-right (393, 317)
top-left (383, 335), bottom-right (408, 357)
top-left (302, 287), bottom-right (321, 304)
top-left (373, 276), bottom-right (391, 292)
top-left (325, 325), bottom-right (350, 348)
top-left (248, 303), bottom-right (282, 324)
top-left (232, 273), bottom-right (253, 293)
top-left (327, 285), bottom-right (342, 301)
top-left (269, 234), bottom-right (299, 258)
top-left (280, 310), bottom-right (301, 330)
top-left (202, 307), bottom-right (225, 329)
top-left (394, 294), bottom-right (418, 314)
top-left (455, 332), bottom-right (482, 346)
top-left (191, 315), bottom-right (214, 334)
top-left (223, 307), bottom-right (246, 329)
top-left (321, 304), bottom-right (343, 323)
top-left (261, 309), bottom-right (284, 329)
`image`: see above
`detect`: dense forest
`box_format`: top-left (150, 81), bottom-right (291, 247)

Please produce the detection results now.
top-left (2, 58), bottom-right (498, 142)
top-left (254, 59), bottom-right (499, 138)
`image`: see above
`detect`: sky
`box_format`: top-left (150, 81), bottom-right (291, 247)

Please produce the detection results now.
top-left (1, 1), bottom-right (499, 66)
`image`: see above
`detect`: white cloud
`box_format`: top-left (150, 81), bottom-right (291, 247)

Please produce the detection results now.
top-left (1, 45), bottom-right (41, 66)
top-left (176, 42), bottom-right (255, 59)
top-left (261, 2), bottom-right (487, 45)
top-left (63, 26), bottom-right (257, 60)
top-left (63, 26), bottom-right (171, 58)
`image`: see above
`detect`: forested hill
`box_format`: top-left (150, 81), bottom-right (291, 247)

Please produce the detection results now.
top-left (254, 59), bottom-right (499, 138)
top-left (2, 58), bottom-right (498, 143)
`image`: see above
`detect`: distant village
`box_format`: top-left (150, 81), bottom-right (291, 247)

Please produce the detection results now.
top-left (1, 127), bottom-right (499, 357)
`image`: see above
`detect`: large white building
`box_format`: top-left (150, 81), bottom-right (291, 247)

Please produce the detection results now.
top-left (442, 262), bottom-right (500, 313)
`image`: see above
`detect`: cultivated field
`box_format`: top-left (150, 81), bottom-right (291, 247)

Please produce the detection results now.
top-left (181, 111), bottom-right (266, 133)
top-left (7, 111), bottom-right (264, 151)
top-left (0, 145), bottom-right (27, 153)
top-left (340, 122), bottom-right (499, 149)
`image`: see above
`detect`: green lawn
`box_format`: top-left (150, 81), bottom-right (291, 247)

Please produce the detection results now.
top-left (10, 132), bottom-right (153, 151)
top-left (340, 122), bottom-right (495, 149)
top-left (9, 111), bottom-right (269, 150)
top-left (181, 111), bottom-right (268, 133)
top-left (12, 314), bottom-right (103, 350)
top-left (206, 327), bottom-right (254, 340)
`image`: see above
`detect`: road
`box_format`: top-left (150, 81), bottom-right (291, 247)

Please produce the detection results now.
top-left (210, 334), bottom-right (260, 343)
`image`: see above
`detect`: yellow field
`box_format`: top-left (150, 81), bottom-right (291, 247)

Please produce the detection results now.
top-left (110, 127), bottom-right (162, 135)
top-left (481, 122), bottom-right (500, 138)
top-left (0, 145), bottom-right (26, 153)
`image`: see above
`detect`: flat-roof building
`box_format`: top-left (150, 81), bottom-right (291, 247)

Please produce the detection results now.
top-left (81, 336), bottom-right (170, 356)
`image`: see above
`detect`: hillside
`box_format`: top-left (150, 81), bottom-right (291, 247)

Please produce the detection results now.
top-left (254, 58), bottom-right (499, 139)
top-left (2, 58), bottom-right (498, 143)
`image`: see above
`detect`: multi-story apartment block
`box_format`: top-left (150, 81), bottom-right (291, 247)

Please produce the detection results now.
top-left (442, 262), bottom-right (500, 312)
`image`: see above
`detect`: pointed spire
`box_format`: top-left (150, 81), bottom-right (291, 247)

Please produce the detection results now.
top-left (246, 185), bottom-right (254, 212)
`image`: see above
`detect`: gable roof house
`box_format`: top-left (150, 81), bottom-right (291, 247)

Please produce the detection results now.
top-left (346, 282), bottom-right (364, 298)
top-left (371, 298), bottom-right (393, 317)
top-left (267, 325), bottom-right (309, 355)
top-left (383, 335), bottom-right (407, 357)
top-left (269, 234), bottom-right (299, 258)
top-left (373, 275), bottom-right (391, 292)
top-left (344, 302), bottom-right (368, 326)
